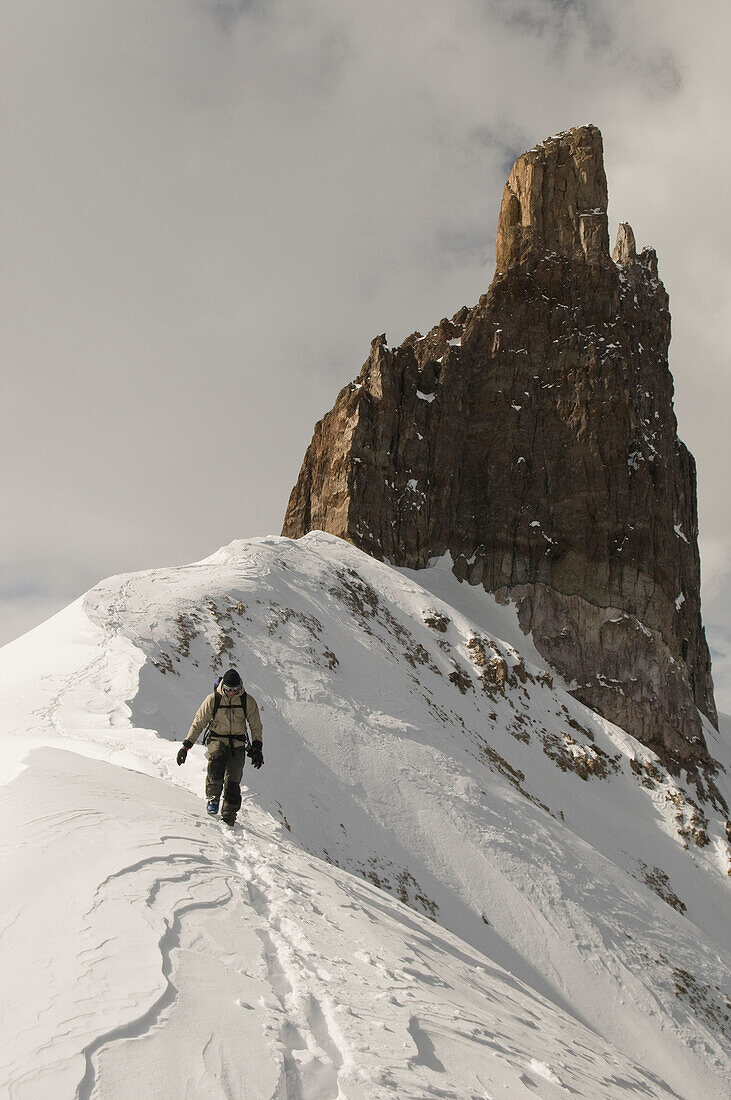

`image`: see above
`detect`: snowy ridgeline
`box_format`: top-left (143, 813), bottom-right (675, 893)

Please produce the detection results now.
top-left (0, 531), bottom-right (729, 1100)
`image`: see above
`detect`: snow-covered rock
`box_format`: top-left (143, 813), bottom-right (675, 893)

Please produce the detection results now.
top-left (1, 532), bottom-right (729, 1098)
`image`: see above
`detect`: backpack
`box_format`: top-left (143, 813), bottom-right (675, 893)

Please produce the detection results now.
top-left (201, 677), bottom-right (249, 746)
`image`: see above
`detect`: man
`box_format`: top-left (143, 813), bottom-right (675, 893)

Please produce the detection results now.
top-left (176, 668), bottom-right (264, 827)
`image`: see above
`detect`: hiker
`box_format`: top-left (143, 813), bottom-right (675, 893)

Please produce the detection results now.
top-left (176, 668), bottom-right (264, 827)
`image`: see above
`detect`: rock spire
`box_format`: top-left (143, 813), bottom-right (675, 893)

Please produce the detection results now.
top-left (282, 125), bottom-right (718, 773)
top-left (496, 124), bottom-right (610, 269)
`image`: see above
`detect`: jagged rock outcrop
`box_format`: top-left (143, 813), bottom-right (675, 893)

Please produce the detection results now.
top-left (283, 125), bottom-right (718, 771)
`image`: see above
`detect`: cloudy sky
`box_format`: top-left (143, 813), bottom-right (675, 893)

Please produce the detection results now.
top-left (3, 0), bottom-right (730, 708)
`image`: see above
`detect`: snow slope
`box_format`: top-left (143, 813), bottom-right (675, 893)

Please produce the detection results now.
top-left (1, 532), bottom-right (729, 1099)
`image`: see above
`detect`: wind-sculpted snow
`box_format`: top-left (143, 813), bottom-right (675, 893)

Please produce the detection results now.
top-left (2, 748), bottom-right (700, 1100)
top-left (0, 531), bottom-right (729, 1098)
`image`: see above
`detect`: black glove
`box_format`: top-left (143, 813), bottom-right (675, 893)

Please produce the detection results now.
top-left (176, 743), bottom-right (190, 766)
top-left (249, 741), bottom-right (264, 769)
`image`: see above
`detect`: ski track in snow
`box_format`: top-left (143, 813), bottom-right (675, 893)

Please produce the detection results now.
top-left (0, 532), bottom-right (729, 1099)
top-left (241, 850), bottom-right (345, 1100)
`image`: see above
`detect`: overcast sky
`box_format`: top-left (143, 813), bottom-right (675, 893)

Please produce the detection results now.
top-left (2, 0), bottom-right (730, 709)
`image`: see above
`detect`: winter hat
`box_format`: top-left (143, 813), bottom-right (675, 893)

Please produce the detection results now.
top-left (222, 668), bottom-right (242, 688)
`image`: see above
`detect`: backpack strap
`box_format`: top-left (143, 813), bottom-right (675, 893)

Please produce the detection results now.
top-left (202, 682), bottom-right (222, 746)
top-left (209, 677), bottom-right (223, 719)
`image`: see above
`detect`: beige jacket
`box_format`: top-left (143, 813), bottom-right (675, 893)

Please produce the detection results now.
top-left (186, 685), bottom-right (263, 747)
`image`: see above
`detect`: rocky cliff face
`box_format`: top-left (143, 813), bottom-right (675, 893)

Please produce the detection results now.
top-left (283, 125), bottom-right (718, 772)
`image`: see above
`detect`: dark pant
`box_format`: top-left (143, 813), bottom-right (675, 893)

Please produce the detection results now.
top-left (206, 739), bottom-right (246, 822)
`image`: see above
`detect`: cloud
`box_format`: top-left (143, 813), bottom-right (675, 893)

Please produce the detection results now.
top-left (2, 0), bottom-right (729, 709)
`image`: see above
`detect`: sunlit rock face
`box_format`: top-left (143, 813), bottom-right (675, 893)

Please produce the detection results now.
top-left (283, 125), bottom-right (717, 771)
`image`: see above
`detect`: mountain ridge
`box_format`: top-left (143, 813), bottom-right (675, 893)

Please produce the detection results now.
top-left (2, 533), bottom-right (728, 1096)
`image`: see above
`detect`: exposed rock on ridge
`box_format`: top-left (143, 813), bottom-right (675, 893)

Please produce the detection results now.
top-left (283, 125), bottom-right (718, 773)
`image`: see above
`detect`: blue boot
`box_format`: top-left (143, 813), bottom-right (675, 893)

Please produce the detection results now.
top-left (206, 799), bottom-right (219, 816)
